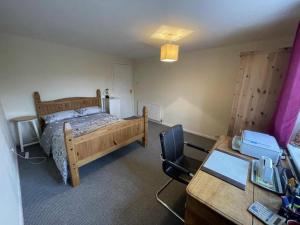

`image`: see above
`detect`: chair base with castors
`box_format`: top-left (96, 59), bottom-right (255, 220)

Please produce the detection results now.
top-left (156, 124), bottom-right (209, 222)
top-left (156, 178), bottom-right (184, 222)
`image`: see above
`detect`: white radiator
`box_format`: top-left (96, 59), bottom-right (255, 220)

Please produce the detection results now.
top-left (138, 101), bottom-right (162, 123)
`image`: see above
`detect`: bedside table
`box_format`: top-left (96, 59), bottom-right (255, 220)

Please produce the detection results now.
top-left (11, 116), bottom-right (40, 152)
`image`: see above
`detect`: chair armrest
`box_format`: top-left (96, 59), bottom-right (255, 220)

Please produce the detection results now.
top-left (184, 142), bottom-right (209, 154)
top-left (165, 160), bottom-right (194, 177)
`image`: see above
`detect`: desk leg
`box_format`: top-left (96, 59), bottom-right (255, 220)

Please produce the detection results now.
top-left (185, 195), bottom-right (235, 225)
top-left (17, 122), bottom-right (24, 152)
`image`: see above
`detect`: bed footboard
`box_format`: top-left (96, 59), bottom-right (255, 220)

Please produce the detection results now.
top-left (64, 123), bottom-right (80, 186)
top-left (64, 107), bottom-right (148, 187)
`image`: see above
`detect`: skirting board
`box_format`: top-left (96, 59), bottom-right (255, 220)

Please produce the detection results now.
top-left (153, 120), bottom-right (218, 141)
top-left (15, 154), bottom-right (24, 225)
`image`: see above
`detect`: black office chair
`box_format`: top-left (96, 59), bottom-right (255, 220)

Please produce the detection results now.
top-left (156, 124), bottom-right (209, 222)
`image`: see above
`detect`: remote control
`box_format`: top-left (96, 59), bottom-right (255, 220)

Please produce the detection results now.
top-left (248, 201), bottom-right (285, 225)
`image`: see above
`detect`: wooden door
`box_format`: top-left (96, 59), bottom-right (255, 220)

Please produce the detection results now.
top-left (112, 64), bottom-right (134, 118)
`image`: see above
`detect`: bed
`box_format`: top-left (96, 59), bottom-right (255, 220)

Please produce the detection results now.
top-left (34, 89), bottom-right (148, 187)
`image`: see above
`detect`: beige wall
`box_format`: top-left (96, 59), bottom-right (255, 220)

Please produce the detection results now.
top-left (0, 34), bottom-right (294, 142)
top-left (133, 37), bottom-right (293, 139)
top-left (0, 34), bottom-right (131, 142)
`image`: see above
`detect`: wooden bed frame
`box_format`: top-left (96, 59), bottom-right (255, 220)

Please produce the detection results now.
top-left (33, 89), bottom-right (148, 187)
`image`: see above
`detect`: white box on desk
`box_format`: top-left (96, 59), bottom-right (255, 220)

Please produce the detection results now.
top-left (232, 130), bottom-right (282, 164)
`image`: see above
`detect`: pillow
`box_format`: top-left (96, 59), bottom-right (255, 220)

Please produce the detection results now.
top-left (42, 110), bottom-right (80, 124)
top-left (75, 106), bottom-right (102, 116)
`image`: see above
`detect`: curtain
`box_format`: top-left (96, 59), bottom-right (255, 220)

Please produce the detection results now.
top-left (270, 22), bottom-right (300, 147)
top-left (228, 49), bottom-right (291, 137)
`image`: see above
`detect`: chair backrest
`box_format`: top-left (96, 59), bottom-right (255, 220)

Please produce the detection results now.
top-left (159, 124), bottom-right (184, 163)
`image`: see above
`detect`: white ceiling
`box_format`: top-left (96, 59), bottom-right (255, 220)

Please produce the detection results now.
top-left (0, 0), bottom-right (299, 59)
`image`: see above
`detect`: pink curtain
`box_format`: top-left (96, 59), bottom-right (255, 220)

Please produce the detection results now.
top-left (270, 22), bottom-right (300, 147)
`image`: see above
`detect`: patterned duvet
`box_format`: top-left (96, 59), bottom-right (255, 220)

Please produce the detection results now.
top-left (40, 113), bottom-right (120, 184)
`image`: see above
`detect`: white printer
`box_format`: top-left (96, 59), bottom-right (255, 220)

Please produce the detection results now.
top-left (232, 130), bottom-right (282, 164)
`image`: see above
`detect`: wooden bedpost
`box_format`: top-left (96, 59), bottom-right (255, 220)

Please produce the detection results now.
top-left (33, 91), bottom-right (41, 104)
top-left (142, 106), bottom-right (148, 147)
top-left (96, 89), bottom-right (101, 108)
top-left (33, 91), bottom-right (41, 117)
top-left (33, 91), bottom-right (44, 129)
top-left (64, 122), bottom-right (80, 187)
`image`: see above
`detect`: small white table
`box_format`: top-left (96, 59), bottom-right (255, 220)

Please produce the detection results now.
top-left (101, 97), bottom-right (121, 117)
top-left (11, 116), bottom-right (40, 152)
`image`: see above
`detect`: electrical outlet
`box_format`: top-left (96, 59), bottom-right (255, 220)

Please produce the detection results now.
top-left (25, 152), bottom-right (29, 159)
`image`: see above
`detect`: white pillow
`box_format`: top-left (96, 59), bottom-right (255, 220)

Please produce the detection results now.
top-left (75, 106), bottom-right (102, 116)
top-left (42, 110), bottom-right (80, 124)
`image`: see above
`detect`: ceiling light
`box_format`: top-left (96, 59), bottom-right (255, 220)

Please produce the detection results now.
top-left (151, 25), bottom-right (193, 41)
top-left (160, 44), bottom-right (179, 62)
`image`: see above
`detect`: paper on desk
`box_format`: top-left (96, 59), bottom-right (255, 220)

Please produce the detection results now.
top-left (202, 150), bottom-right (250, 190)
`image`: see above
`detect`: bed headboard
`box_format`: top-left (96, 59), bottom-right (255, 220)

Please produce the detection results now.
top-left (33, 89), bottom-right (101, 121)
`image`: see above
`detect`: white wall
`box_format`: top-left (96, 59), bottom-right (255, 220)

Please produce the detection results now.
top-left (0, 34), bottom-right (131, 142)
top-left (0, 102), bottom-right (23, 225)
top-left (133, 37), bottom-right (293, 139)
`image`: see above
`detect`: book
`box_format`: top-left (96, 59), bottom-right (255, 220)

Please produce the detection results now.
top-left (201, 149), bottom-right (250, 190)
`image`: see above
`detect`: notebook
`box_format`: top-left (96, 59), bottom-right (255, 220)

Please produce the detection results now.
top-left (201, 149), bottom-right (250, 190)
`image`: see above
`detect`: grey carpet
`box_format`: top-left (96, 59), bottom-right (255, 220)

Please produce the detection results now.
top-left (19, 122), bottom-right (215, 225)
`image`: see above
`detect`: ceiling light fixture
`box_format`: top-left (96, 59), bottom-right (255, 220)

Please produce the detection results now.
top-left (151, 25), bottom-right (193, 63)
top-left (151, 25), bottom-right (193, 42)
top-left (160, 43), bottom-right (179, 62)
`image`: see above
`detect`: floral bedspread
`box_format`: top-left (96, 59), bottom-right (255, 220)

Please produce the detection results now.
top-left (40, 113), bottom-right (120, 184)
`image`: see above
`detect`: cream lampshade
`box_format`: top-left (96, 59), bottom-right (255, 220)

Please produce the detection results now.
top-left (160, 43), bottom-right (179, 62)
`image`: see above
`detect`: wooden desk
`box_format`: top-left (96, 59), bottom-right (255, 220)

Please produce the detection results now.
top-left (185, 136), bottom-right (284, 225)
